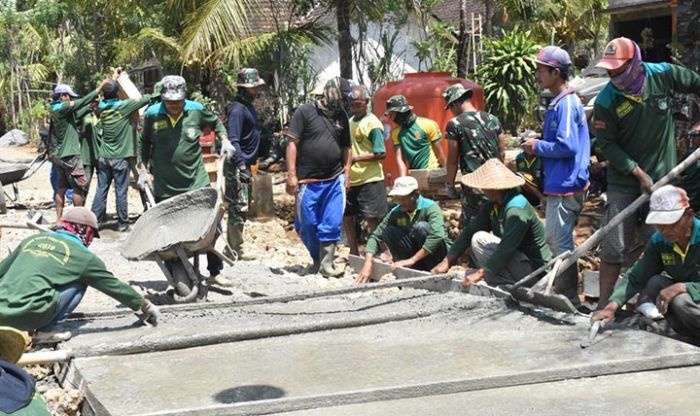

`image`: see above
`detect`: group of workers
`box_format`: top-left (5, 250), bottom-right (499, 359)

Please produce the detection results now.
top-left (1, 35), bottom-right (700, 413)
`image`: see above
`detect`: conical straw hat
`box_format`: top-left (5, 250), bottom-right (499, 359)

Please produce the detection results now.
top-left (461, 159), bottom-right (525, 190)
top-left (0, 326), bottom-right (28, 364)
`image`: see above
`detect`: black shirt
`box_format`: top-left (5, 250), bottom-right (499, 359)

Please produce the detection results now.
top-left (288, 103), bottom-right (351, 181)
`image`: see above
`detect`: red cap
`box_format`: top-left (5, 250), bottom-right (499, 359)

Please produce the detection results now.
top-left (596, 37), bottom-right (637, 70)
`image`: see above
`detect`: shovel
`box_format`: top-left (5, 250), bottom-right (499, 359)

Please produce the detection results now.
top-left (505, 145), bottom-right (700, 313)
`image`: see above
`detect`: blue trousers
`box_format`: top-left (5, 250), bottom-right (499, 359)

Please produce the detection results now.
top-left (91, 158), bottom-right (130, 226)
top-left (40, 283), bottom-right (86, 331)
top-left (294, 175), bottom-right (346, 262)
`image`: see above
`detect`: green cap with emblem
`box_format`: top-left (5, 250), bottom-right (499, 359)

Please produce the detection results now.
top-left (385, 95), bottom-right (413, 114)
top-left (442, 83), bottom-right (473, 109)
top-left (236, 68), bottom-right (266, 88)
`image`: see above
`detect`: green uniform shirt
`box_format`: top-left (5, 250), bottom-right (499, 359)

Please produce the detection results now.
top-left (50, 90), bottom-right (99, 159)
top-left (77, 108), bottom-right (101, 166)
top-left (349, 112), bottom-right (385, 186)
top-left (391, 116), bottom-right (442, 170)
top-left (445, 110), bottom-right (502, 174)
top-left (515, 151), bottom-right (543, 189)
top-left (449, 190), bottom-right (552, 275)
top-left (0, 231), bottom-right (144, 331)
top-left (365, 195), bottom-right (448, 255)
top-left (98, 95), bottom-right (155, 159)
top-left (594, 63), bottom-right (700, 194)
top-left (141, 100), bottom-right (227, 198)
top-left (610, 217), bottom-right (700, 306)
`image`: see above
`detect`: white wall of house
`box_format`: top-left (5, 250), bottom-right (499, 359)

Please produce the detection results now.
top-left (307, 12), bottom-right (428, 90)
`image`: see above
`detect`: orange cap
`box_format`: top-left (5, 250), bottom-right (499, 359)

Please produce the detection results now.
top-left (596, 37), bottom-right (637, 70)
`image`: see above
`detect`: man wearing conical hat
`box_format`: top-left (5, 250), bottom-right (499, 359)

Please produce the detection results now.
top-left (0, 327), bottom-right (51, 414)
top-left (431, 159), bottom-right (552, 289)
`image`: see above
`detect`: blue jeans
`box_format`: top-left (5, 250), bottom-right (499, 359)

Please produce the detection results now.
top-left (91, 158), bottom-right (130, 226)
top-left (544, 193), bottom-right (584, 255)
top-left (40, 283), bottom-right (86, 331)
top-left (294, 175), bottom-right (346, 262)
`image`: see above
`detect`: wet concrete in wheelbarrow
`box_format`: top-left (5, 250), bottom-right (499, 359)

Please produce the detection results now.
top-left (62, 279), bottom-right (700, 416)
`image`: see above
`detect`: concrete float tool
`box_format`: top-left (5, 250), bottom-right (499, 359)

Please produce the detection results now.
top-left (505, 145), bottom-right (700, 314)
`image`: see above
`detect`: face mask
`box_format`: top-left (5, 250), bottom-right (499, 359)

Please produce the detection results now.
top-left (610, 43), bottom-right (646, 97)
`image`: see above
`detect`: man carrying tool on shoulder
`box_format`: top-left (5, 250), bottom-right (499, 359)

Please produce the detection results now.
top-left (431, 159), bottom-right (552, 290)
top-left (139, 76), bottom-right (234, 287)
top-left (593, 37), bottom-right (700, 307)
top-left (355, 176), bottom-right (448, 283)
top-left (593, 186), bottom-right (700, 338)
top-left (0, 208), bottom-right (159, 343)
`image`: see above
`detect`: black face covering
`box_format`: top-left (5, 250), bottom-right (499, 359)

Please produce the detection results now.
top-left (394, 111), bottom-right (416, 127)
top-left (237, 88), bottom-right (255, 105)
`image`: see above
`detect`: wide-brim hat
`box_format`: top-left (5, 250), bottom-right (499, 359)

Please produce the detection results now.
top-left (385, 95), bottom-right (413, 114)
top-left (443, 84), bottom-right (473, 109)
top-left (0, 327), bottom-right (29, 364)
top-left (236, 68), bottom-right (266, 88)
top-left (461, 159), bottom-right (525, 190)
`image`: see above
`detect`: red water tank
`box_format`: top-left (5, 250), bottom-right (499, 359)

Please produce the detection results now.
top-left (373, 72), bottom-right (484, 185)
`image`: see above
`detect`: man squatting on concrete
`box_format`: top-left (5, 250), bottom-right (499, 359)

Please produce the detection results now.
top-left (522, 45), bottom-right (590, 304)
top-left (593, 37), bottom-right (700, 308)
top-left (286, 77), bottom-right (352, 278)
top-left (343, 85), bottom-right (388, 256)
top-left (224, 68), bottom-right (265, 261)
top-left (138, 76), bottom-right (233, 285)
top-left (432, 159), bottom-right (552, 289)
top-left (91, 70), bottom-right (159, 232)
top-left (593, 186), bottom-right (700, 337)
top-left (355, 176), bottom-right (448, 283)
top-left (0, 207), bottom-right (159, 343)
top-left (49, 68), bottom-right (121, 220)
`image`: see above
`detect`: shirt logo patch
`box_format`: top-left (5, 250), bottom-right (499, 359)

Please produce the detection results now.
top-left (397, 217), bottom-right (408, 227)
top-left (414, 131), bottom-right (422, 141)
top-left (153, 120), bottom-right (167, 131)
top-left (616, 101), bottom-right (633, 118)
top-left (187, 128), bottom-right (198, 138)
top-left (657, 97), bottom-right (669, 111)
top-left (661, 253), bottom-right (675, 266)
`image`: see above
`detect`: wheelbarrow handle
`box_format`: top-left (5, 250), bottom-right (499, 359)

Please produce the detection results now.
top-left (216, 158), bottom-right (226, 203)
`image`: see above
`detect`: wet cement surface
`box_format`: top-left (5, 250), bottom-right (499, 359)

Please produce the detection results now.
top-left (66, 292), bottom-right (700, 415)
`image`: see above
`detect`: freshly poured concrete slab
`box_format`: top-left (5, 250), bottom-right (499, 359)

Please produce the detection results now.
top-left (278, 366), bottom-right (700, 416)
top-left (66, 304), bottom-right (700, 416)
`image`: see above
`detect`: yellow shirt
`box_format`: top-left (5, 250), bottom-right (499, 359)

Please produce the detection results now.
top-left (350, 113), bottom-right (386, 186)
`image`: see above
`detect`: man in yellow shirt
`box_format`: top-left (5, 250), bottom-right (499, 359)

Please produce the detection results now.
top-left (344, 86), bottom-right (388, 255)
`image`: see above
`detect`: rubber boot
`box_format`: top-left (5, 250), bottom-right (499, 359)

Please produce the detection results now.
top-left (226, 222), bottom-right (255, 261)
top-left (319, 242), bottom-right (344, 278)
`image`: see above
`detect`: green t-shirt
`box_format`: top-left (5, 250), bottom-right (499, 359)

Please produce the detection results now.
top-left (610, 217), bottom-right (700, 305)
top-left (365, 195), bottom-right (449, 255)
top-left (594, 63), bottom-right (700, 194)
top-left (50, 90), bottom-right (99, 159)
top-left (98, 95), bottom-right (155, 159)
top-left (445, 110), bottom-right (502, 174)
top-left (77, 108), bottom-right (101, 166)
top-left (0, 231), bottom-right (144, 331)
top-left (141, 100), bottom-right (227, 198)
top-left (449, 190), bottom-right (551, 275)
top-left (349, 112), bottom-right (385, 186)
top-left (391, 116), bottom-right (442, 170)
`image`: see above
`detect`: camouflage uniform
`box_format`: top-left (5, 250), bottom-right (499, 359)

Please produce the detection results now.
top-left (445, 109), bottom-right (503, 226)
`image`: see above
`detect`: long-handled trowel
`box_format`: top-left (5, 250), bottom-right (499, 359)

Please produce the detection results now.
top-left (580, 320), bottom-right (606, 349)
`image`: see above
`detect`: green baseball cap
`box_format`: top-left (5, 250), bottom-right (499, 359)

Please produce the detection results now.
top-left (385, 95), bottom-right (413, 114)
top-left (236, 68), bottom-right (265, 88)
top-left (442, 84), bottom-right (473, 109)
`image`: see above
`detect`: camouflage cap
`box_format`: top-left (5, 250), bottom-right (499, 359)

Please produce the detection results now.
top-left (160, 75), bottom-right (187, 101)
top-left (236, 68), bottom-right (265, 88)
top-left (385, 95), bottom-right (413, 114)
top-left (442, 84), bottom-right (473, 109)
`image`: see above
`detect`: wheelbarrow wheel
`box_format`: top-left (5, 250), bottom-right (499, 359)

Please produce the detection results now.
top-left (171, 261), bottom-right (194, 297)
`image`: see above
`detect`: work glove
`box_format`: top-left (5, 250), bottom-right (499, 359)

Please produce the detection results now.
top-left (141, 301), bottom-right (160, 326)
top-left (445, 183), bottom-right (458, 199)
top-left (221, 139), bottom-right (236, 161)
top-left (137, 168), bottom-right (152, 191)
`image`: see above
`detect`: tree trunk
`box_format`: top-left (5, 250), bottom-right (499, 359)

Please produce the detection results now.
top-left (457, 0), bottom-right (468, 78)
top-left (8, 31), bottom-right (17, 128)
top-left (336, 0), bottom-right (353, 79)
top-left (484, 0), bottom-right (494, 37)
top-left (93, 11), bottom-right (102, 73)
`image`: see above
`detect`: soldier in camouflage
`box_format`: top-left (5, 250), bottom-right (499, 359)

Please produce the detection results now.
top-left (442, 83), bottom-right (504, 227)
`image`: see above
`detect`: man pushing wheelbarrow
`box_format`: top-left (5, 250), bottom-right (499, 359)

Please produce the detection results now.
top-left (134, 76), bottom-right (236, 292)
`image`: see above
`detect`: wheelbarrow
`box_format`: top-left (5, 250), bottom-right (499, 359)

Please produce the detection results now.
top-left (120, 162), bottom-right (235, 303)
top-left (0, 151), bottom-right (48, 214)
